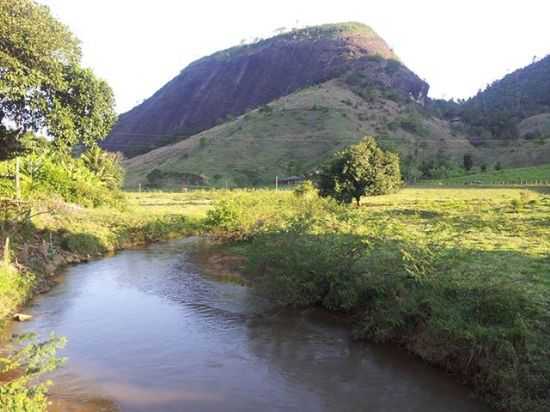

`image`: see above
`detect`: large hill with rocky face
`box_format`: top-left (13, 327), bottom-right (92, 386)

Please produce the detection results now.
top-left (103, 23), bottom-right (429, 157)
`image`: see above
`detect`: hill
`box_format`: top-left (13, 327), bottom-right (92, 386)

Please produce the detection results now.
top-left (103, 22), bottom-right (429, 157)
top-left (123, 79), bottom-right (473, 188)
top-left (432, 55), bottom-right (550, 141)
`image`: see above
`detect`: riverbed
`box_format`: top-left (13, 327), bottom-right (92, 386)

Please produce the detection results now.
top-left (10, 238), bottom-right (490, 411)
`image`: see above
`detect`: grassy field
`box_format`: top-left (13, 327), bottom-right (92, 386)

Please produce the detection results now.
top-left (424, 163), bottom-right (550, 185)
top-left (202, 185), bottom-right (550, 412)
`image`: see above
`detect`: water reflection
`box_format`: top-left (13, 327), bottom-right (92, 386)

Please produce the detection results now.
top-left (12, 238), bottom-right (490, 412)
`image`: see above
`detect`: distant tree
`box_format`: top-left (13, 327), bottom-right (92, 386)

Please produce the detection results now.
top-left (463, 153), bottom-right (474, 171)
top-left (0, 0), bottom-right (116, 159)
top-left (481, 164), bottom-right (488, 173)
top-left (495, 161), bottom-right (503, 171)
top-left (317, 137), bottom-right (401, 206)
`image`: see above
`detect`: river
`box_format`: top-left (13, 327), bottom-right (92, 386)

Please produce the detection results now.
top-left (10, 238), bottom-right (490, 411)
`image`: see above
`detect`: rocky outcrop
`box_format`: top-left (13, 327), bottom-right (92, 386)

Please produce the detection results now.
top-left (103, 22), bottom-right (429, 157)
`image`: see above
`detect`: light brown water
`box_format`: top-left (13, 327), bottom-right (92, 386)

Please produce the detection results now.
top-left (12, 238), bottom-right (491, 412)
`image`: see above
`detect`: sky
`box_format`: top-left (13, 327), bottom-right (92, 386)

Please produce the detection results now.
top-left (40, 0), bottom-right (550, 114)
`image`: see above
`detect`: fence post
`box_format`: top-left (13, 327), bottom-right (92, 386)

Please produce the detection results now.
top-left (15, 157), bottom-right (21, 201)
top-left (275, 176), bottom-right (278, 192)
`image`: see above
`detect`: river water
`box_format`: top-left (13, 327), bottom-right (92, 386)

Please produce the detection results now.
top-left (10, 238), bottom-right (490, 412)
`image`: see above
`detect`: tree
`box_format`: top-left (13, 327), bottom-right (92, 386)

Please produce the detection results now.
top-left (0, 0), bottom-right (116, 159)
top-left (463, 153), bottom-right (474, 171)
top-left (317, 137), bottom-right (401, 206)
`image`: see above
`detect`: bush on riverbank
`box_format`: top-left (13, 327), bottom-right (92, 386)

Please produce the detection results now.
top-left (0, 148), bottom-right (125, 208)
top-left (206, 187), bottom-right (550, 412)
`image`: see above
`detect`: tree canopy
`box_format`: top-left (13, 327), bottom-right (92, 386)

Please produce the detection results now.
top-left (317, 137), bottom-right (401, 205)
top-left (0, 0), bottom-right (116, 159)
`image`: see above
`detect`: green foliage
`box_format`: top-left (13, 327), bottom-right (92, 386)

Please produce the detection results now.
top-left (317, 137), bottom-right (401, 205)
top-left (80, 145), bottom-right (124, 190)
top-left (47, 65), bottom-right (117, 150)
top-left (0, 146), bottom-right (125, 207)
top-left (0, 334), bottom-right (66, 412)
top-left (432, 56), bottom-right (550, 141)
top-left (293, 180), bottom-right (318, 199)
top-left (0, 242), bottom-right (33, 321)
top-left (0, 0), bottom-right (116, 158)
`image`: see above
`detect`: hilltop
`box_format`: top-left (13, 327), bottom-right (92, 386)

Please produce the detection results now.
top-left (103, 22), bottom-right (428, 157)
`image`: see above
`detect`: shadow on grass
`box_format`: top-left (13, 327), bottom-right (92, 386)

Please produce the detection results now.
top-left (241, 230), bottom-right (549, 412)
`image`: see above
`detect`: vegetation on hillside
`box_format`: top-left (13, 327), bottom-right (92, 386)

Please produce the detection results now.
top-left (205, 186), bottom-right (550, 412)
top-left (431, 55), bottom-right (550, 142)
top-left (124, 80), bottom-right (473, 189)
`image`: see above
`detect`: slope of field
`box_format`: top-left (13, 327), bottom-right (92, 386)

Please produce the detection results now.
top-left (424, 163), bottom-right (550, 185)
top-left (123, 79), bottom-right (473, 188)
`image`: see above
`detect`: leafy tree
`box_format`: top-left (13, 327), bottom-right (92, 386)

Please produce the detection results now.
top-left (463, 153), bottom-right (474, 171)
top-left (317, 137), bottom-right (401, 206)
top-left (0, 0), bottom-right (116, 159)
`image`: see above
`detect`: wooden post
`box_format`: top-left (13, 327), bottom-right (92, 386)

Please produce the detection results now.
top-left (138, 183), bottom-right (142, 193)
top-left (275, 176), bottom-right (278, 192)
top-left (15, 157), bottom-right (21, 201)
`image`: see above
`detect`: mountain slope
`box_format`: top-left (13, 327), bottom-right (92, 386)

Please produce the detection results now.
top-left (103, 22), bottom-right (429, 157)
top-left (123, 79), bottom-right (472, 188)
top-left (432, 55), bottom-right (550, 141)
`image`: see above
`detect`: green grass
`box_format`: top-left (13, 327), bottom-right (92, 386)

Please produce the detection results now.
top-left (204, 186), bottom-right (550, 412)
top-left (424, 163), bottom-right (550, 185)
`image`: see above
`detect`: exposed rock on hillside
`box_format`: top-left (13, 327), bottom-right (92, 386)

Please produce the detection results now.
top-left (103, 23), bottom-right (429, 156)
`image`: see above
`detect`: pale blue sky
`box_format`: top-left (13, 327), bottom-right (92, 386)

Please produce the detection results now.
top-left (40, 0), bottom-right (550, 113)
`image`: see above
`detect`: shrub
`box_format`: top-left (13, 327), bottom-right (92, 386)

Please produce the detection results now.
top-left (317, 137), bottom-right (401, 205)
top-left (0, 150), bottom-right (124, 207)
